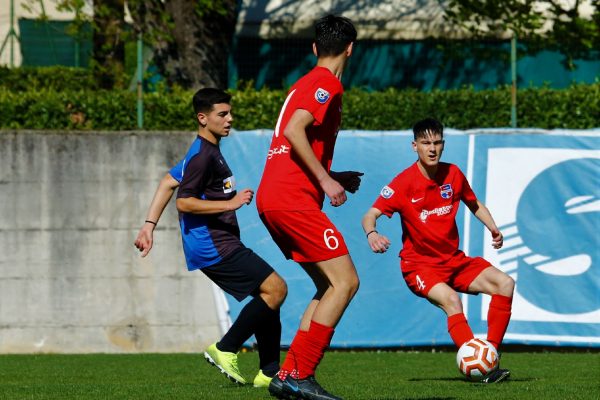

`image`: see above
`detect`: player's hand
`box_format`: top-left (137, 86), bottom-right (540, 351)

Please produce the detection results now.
top-left (230, 188), bottom-right (254, 210)
top-left (491, 229), bottom-right (503, 249)
top-left (321, 176), bottom-right (347, 207)
top-left (367, 231), bottom-right (391, 254)
top-left (134, 224), bottom-right (155, 257)
top-left (331, 171), bottom-right (364, 193)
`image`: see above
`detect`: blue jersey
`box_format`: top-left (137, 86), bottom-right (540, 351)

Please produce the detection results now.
top-left (172, 136), bottom-right (244, 270)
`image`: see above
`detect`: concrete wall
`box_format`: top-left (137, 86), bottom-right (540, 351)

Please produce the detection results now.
top-left (0, 130), bottom-right (223, 353)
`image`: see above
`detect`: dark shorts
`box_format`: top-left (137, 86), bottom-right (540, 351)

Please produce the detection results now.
top-left (201, 247), bottom-right (274, 302)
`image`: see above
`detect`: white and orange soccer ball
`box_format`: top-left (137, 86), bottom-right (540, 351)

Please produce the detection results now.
top-left (456, 338), bottom-right (499, 381)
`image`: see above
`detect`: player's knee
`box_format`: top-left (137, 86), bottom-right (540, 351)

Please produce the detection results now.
top-left (497, 274), bottom-right (515, 297)
top-left (261, 274), bottom-right (288, 308)
top-left (269, 276), bottom-right (288, 307)
top-left (342, 274), bottom-right (360, 299)
top-left (445, 292), bottom-right (463, 314)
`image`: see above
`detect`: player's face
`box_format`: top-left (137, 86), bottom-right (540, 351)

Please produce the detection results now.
top-left (201, 103), bottom-right (233, 140)
top-left (413, 132), bottom-right (444, 168)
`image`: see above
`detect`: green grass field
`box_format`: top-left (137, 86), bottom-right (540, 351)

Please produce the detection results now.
top-left (0, 350), bottom-right (598, 399)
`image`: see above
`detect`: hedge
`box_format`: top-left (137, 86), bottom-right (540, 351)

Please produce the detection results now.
top-left (1, 68), bottom-right (598, 130)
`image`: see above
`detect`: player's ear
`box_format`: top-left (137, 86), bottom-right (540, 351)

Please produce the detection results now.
top-left (197, 112), bottom-right (207, 127)
top-left (346, 42), bottom-right (354, 57)
top-left (312, 42), bottom-right (318, 57)
top-left (412, 140), bottom-right (417, 152)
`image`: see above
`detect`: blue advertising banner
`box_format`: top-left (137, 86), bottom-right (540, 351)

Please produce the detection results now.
top-left (465, 132), bottom-right (600, 347)
top-left (221, 129), bottom-right (600, 348)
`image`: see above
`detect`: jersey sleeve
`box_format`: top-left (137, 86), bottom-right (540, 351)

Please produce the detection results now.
top-left (458, 168), bottom-right (478, 205)
top-left (372, 176), bottom-right (403, 218)
top-left (168, 158), bottom-right (185, 183)
top-left (295, 77), bottom-right (342, 126)
top-left (177, 151), bottom-right (211, 199)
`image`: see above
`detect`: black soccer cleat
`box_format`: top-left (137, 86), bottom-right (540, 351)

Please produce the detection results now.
top-left (268, 375), bottom-right (293, 400)
top-left (280, 375), bottom-right (343, 400)
top-left (482, 368), bottom-right (511, 384)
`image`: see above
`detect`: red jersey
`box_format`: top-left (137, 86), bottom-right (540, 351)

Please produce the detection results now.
top-left (256, 66), bottom-right (343, 212)
top-left (372, 162), bottom-right (478, 264)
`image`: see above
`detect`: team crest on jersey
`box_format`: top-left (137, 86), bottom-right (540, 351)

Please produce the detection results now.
top-left (314, 88), bottom-right (330, 104)
top-left (440, 183), bottom-right (453, 199)
top-left (223, 176), bottom-right (235, 194)
top-left (380, 185), bottom-right (395, 199)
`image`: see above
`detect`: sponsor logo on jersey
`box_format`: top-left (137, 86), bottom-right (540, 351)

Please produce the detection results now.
top-left (419, 205), bottom-right (453, 222)
top-left (223, 176), bottom-right (235, 194)
top-left (315, 88), bottom-right (330, 104)
top-left (267, 144), bottom-right (290, 159)
top-left (440, 183), bottom-right (453, 199)
top-left (380, 185), bottom-right (395, 199)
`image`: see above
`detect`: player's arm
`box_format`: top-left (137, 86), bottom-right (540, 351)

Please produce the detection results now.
top-left (176, 189), bottom-right (254, 214)
top-left (361, 207), bottom-right (391, 254)
top-left (466, 200), bottom-right (503, 249)
top-left (134, 173), bottom-right (180, 257)
top-left (330, 170), bottom-right (364, 193)
top-left (283, 109), bottom-right (347, 206)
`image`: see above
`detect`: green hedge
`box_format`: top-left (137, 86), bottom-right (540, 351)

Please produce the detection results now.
top-left (1, 67), bottom-right (598, 130)
top-left (0, 66), bottom-right (100, 92)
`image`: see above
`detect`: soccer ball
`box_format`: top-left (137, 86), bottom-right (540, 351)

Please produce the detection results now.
top-left (456, 338), bottom-right (499, 381)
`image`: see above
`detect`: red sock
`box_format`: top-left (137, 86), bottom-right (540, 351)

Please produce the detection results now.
top-left (296, 320), bottom-right (334, 379)
top-left (487, 294), bottom-right (512, 350)
top-left (278, 330), bottom-right (307, 380)
top-left (447, 313), bottom-right (474, 348)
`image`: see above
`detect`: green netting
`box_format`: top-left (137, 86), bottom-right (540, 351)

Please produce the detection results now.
top-left (18, 18), bottom-right (92, 67)
top-left (229, 37), bottom-right (600, 90)
top-left (17, 18), bottom-right (599, 91)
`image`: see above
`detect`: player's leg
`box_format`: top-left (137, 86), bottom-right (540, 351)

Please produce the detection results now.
top-left (275, 255), bottom-right (358, 400)
top-left (252, 271), bottom-right (287, 387)
top-left (277, 265), bottom-right (328, 380)
top-left (203, 249), bottom-right (286, 385)
top-left (301, 254), bottom-right (360, 328)
top-left (294, 255), bottom-right (359, 377)
top-left (466, 266), bottom-right (514, 384)
top-left (468, 266), bottom-right (514, 351)
top-left (426, 282), bottom-right (474, 348)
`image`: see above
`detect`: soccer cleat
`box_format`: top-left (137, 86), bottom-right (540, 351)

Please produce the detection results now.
top-left (203, 342), bottom-right (246, 385)
top-left (482, 368), bottom-right (511, 384)
top-left (268, 375), bottom-right (292, 399)
top-left (253, 369), bottom-right (273, 388)
top-left (280, 375), bottom-right (343, 400)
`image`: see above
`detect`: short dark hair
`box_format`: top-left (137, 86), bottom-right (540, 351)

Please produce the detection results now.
top-left (192, 88), bottom-right (231, 115)
top-left (314, 14), bottom-right (357, 57)
top-left (413, 118), bottom-right (444, 140)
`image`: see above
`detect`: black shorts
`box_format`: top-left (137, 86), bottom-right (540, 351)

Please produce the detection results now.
top-left (201, 247), bottom-right (274, 302)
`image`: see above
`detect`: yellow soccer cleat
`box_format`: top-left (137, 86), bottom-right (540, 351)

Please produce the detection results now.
top-left (203, 342), bottom-right (246, 385)
top-left (252, 369), bottom-right (273, 388)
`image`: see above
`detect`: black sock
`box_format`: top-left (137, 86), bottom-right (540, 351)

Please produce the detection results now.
top-left (217, 296), bottom-right (272, 353)
top-left (255, 307), bottom-right (281, 376)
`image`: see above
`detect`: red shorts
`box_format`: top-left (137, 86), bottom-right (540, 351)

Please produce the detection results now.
top-left (259, 210), bottom-right (349, 263)
top-left (401, 253), bottom-right (491, 297)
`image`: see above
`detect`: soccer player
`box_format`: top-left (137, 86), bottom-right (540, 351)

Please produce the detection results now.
top-left (361, 117), bottom-right (514, 384)
top-left (134, 88), bottom-right (287, 388)
top-left (256, 14), bottom-right (362, 400)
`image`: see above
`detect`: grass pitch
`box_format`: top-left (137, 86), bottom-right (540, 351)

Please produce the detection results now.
top-left (0, 350), bottom-right (598, 399)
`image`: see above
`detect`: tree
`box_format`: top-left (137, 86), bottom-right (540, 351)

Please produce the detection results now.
top-left (25, 0), bottom-right (238, 89)
top-left (128, 0), bottom-right (238, 89)
top-left (443, 0), bottom-right (600, 69)
top-left (92, 0), bottom-right (126, 89)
